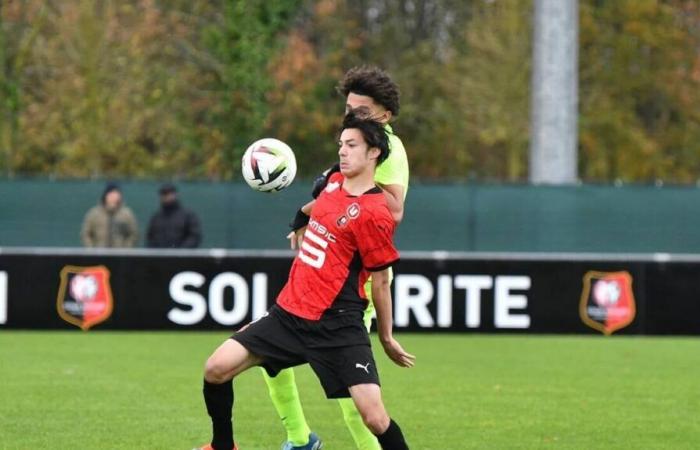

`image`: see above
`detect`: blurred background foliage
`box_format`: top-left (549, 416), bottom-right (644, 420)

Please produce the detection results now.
top-left (1, 0), bottom-right (700, 182)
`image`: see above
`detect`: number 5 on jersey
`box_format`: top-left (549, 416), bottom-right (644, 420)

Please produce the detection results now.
top-left (299, 228), bottom-right (329, 269)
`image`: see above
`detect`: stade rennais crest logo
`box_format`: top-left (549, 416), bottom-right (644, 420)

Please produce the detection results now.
top-left (579, 271), bottom-right (636, 335)
top-left (57, 265), bottom-right (113, 330)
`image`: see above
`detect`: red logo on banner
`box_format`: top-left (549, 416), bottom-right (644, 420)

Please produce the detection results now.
top-left (580, 271), bottom-right (636, 335)
top-left (57, 266), bottom-right (113, 330)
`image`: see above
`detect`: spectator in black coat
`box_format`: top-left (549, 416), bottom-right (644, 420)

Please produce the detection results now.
top-left (146, 183), bottom-right (202, 248)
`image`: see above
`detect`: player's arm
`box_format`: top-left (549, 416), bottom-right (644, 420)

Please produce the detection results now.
top-left (300, 199), bottom-right (314, 215)
top-left (286, 199), bottom-right (315, 250)
top-left (371, 267), bottom-right (415, 368)
top-left (377, 182), bottom-right (405, 223)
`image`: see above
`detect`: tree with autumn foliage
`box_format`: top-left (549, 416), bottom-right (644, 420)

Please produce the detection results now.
top-left (3, 0), bottom-right (700, 183)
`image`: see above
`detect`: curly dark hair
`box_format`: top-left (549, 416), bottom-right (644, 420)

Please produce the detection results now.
top-left (340, 109), bottom-right (391, 165)
top-left (337, 66), bottom-right (400, 117)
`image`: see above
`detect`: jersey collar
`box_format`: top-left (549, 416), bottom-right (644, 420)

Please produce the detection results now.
top-left (342, 184), bottom-right (383, 197)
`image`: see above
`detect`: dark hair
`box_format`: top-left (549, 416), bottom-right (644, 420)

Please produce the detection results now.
top-left (159, 183), bottom-right (177, 195)
top-left (338, 66), bottom-right (400, 116)
top-left (341, 110), bottom-right (391, 165)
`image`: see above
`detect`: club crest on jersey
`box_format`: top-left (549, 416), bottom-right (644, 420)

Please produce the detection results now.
top-left (57, 265), bottom-right (114, 330)
top-left (579, 271), bottom-right (636, 335)
top-left (347, 203), bottom-right (360, 219)
top-left (337, 215), bottom-right (349, 227)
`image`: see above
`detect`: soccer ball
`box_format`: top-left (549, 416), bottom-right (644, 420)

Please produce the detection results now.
top-left (241, 138), bottom-right (297, 192)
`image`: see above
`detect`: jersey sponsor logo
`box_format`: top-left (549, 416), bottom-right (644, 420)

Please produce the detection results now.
top-left (580, 271), bottom-right (636, 335)
top-left (57, 266), bottom-right (113, 330)
top-left (347, 203), bottom-right (360, 219)
top-left (307, 218), bottom-right (336, 243)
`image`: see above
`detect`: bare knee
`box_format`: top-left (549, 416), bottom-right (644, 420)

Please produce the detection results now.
top-left (204, 354), bottom-right (233, 384)
top-left (360, 409), bottom-right (390, 435)
top-left (204, 338), bottom-right (258, 384)
top-left (349, 384), bottom-right (390, 434)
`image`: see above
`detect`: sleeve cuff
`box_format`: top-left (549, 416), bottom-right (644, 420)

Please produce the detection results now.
top-left (366, 258), bottom-right (399, 272)
top-left (289, 209), bottom-right (310, 231)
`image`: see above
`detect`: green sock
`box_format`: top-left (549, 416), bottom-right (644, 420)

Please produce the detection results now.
top-left (338, 397), bottom-right (381, 450)
top-left (262, 367), bottom-right (311, 446)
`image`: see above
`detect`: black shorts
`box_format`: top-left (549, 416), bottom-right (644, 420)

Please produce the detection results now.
top-left (232, 305), bottom-right (380, 398)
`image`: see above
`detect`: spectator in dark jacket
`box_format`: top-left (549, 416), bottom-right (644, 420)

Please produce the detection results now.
top-left (146, 183), bottom-right (202, 248)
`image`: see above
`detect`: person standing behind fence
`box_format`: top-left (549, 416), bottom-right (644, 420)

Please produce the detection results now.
top-left (146, 183), bottom-right (202, 248)
top-left (81, 182), bottom-right (139, 248)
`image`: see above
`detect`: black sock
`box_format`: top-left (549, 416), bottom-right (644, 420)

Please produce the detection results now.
top-left (375, 418), bottom-right (409, 450)
top-left (203, 379), bottom-right (234, 450)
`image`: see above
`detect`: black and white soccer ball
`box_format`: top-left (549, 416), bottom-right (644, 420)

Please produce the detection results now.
top-left (241, 138), bottom-right (297, 192)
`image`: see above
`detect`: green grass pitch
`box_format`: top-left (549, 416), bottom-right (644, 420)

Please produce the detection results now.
top-left (1, 332), bottom-right (698, 449)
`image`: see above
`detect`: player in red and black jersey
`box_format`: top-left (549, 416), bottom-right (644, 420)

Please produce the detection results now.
top-left (196, 112), bottom-right (414, 450)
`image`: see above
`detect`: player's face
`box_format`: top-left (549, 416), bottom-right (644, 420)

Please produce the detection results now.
top-left (346, 93), bottom-right (392, 124)
top-left (338, 128), bottom-right (379, 177)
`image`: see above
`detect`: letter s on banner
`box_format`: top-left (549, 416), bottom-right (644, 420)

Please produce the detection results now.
top-left (168, 271), bottom-right (207, 325)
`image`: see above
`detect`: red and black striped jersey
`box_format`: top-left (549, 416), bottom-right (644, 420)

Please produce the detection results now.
top-left (277, 172), bottom-right (399, 321)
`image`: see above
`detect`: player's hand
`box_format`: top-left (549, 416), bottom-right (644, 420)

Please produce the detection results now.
top-left (286, 227), bottom-right (305, 250)
top-left (381, 337), bottom-right (415, 368)
top-left (311, 163), bottom-right (341, 198)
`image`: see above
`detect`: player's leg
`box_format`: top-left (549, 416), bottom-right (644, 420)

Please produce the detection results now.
top-left (336, 301), bottom-right (381, 450)
top-left (261, 367), bottom-right (321, 449)
top-left (337, 397), bottom-right (380, 450)
top-left (202, 338), bottom-right (262, 450)
top-left (310, 341), bottom-right (407, 450)
top-left (348, 384), bottom-right (409, 450)
top-left (200, 306), bottom-right (306, 450)
top-left (336, 282), bottom-right (381, 450)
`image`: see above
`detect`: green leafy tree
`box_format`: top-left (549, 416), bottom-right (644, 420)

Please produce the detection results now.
top-left (4, 0), bottom-right (700, 183)
top-left (579, 0), bottom-right (700, 182)
top-left (194, 0), bottom-right (301, 179)
top-left (266, 0), bottom-right (527, 180)
top-left (0, 1), bottom-right (48, 176)
top-left (13, 0), bottom-right (198, 177)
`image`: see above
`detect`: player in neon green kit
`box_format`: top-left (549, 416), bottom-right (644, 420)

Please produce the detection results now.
top-left (264, 66), bottom-right (409, 450)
